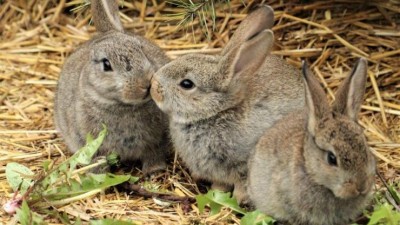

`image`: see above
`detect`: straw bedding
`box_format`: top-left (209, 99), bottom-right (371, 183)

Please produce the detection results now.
top-left (0, 0), bottom-right (399, 224)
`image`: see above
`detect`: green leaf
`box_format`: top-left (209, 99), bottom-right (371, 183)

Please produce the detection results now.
top-left (90, 218), bottom-right (137, 225)
top-left (367, 203), bottom-right (400, 225)
top-left (42, 126), bottom-right (107, 187)
top-left (106, 152), bottom-right (120, 167)
top-left (6, 162), bottom-right (34, 194)
top-left (261, 220), bottom-right (273, 225)
top-left (207, 190), bottom-right (246, 214)
top-left (367, 204), bottom-right (388, 225)
top-left (195, 190), bottom-right (246, 215)
top-left (16, 201), bottom-right (46, 225)
top-left (16, 201), bottom-right (30, 225)
top-left (196, 193), bottom-right (209, 213)
top-left (388, 185), bottom-right (400, 205)
top-left (129, 176), bottom-right (140, 183)
top-left (209, 201), bottom-right (223, 215)
top-left (21, 127), bottom-right (110, 209)
top-left (58, 211), bottom-right (72, 224)
top-left (73, 217), bottom-right (83, 225)
top-left (241, 210), bottom-right (275, 225)
top-left (85, 173), bottom-right (131, 190)
top-left (8, 127), bottom-right (114, 223)
top-left (196, 190), bottom-right (277, 224)
top-left (73, 127), bottom-right (107, 167)
top-left (42, 173), bottom-right (130, 200)
top-left (46, 170), bottom-right (60, 187)
top-left (42, 160), bottom-right (51, 172)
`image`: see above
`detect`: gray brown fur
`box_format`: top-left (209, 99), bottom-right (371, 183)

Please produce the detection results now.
top-left (248, 59), bottom-right (376, 225)
top-left (54, 0), bottom-right (169, 174)
top-left (150, 6), bottom-right (305, 201)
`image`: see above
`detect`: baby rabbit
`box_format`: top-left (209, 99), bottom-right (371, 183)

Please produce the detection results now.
top-left (54, 0), bottom-right (169, 174)
top-left (248, 59), bottom-right (376, 225)
top-left (150, 6), bottom-right (304, 202)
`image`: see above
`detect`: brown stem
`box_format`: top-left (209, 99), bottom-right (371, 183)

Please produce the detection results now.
top-left (376, 169), bottom-right (400, 212)
top-left (121, 182), bottom-right (196, 204)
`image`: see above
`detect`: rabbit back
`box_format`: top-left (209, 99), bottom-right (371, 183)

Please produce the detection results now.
top-left (54, 46), bottom-right (88, 152)
top-left (246, 55), bottom-right (304, 133)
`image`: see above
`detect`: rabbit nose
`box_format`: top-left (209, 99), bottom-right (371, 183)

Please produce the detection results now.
top-left (150, 78), bottom-right (163, 103)
top-left (139, 84), bottom-right (150, 92)
top-left (358, 179), bottom-right (373, 195)
top-left (346, 182), bottom-right (360, 195)
top-left (336, 182), bottom-right (360, 199)
top-left (359, 186), bottom-right (370, 195)
top-left (135, 78), bottom-right (150, 90)
top-left (139, 85), bottom-right (150, 99)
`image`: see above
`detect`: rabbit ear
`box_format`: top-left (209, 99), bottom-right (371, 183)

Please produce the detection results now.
top-left (332, 58), bottom-right (368, 121)
top-left (221, 5), bottom-right (274, 56)
top-left (218, 30), bottom-right (274, 90)
top-left (91, 0), bottom-right (124, 33)
top-left (302, 61), bottom-right (330, 136)
top-left (217, 6), bottom-right (274, 90)
top-left (233, 29), bottom-right (275, 75)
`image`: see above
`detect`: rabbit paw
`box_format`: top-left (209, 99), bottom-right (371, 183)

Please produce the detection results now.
top-left (233, 183), bottom-right (250, 205)
top-left (142, 160), bottom-right (167, 176)
top-left (211, 182), bottom-right (233, 192)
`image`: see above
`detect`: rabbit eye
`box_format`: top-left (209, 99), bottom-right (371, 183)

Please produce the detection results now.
top-left (179, 79), bottom-right (195, 90)
top-left (327, 151), bottom-right (337, 166)
top-left (102, 58), bottom-right (113, 72)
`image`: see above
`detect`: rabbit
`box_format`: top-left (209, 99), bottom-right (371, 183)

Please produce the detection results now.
top-left (150, 5), bottom-right (305, 202)
top-left (247, 58), bottom-right (376, 225)
top-left (54, 0), bottom-right (170, 174)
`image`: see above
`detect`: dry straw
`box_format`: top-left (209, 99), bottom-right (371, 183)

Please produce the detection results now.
top-left (0, 0), bottom-right (399, 224)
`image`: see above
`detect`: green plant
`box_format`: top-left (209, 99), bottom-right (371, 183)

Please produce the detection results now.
top-left (367, 203), bottom-right (400, 225)
top-left (195, 190), bottom-right (275, 225)
top-left (167, 0), bottom-right (233, 39)
top-left (196, 184), bottom-right (400, 225)
top-left (366, 181), bottom-right (400, 225)
top-left (4, 127), bottom-right (137, 224)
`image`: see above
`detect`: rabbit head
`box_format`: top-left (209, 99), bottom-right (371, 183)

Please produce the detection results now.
top-left (83, 0), bottom-right (154, 105)
top-left (301, 59), bottom-right (376, 199)
top-left (151, 6), bottom-right (275, 123)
